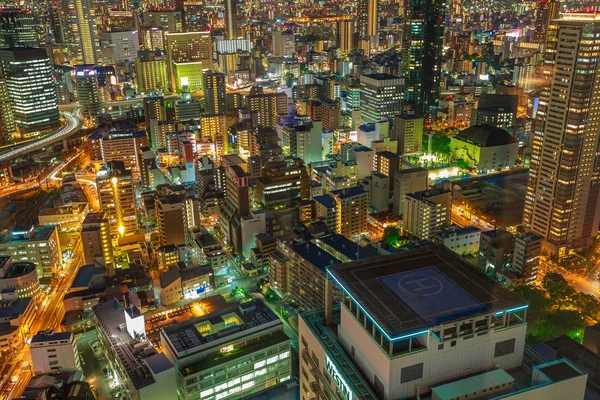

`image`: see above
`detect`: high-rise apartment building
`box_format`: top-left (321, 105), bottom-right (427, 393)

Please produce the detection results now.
top-left (330, 187), bottom-right (368, 239)
top-left (357, 0), bottom-right (378, 42)
top-left (81, 212), bottom-right (114, 275)
top-left (74, 0), bottom-right (101, 64)
top-left (337, 20), bottom-right (356, 53)
top-left (512, 228), bottom-right (542, 284)
top-left (141, 10), bottom-right (183, 33)
top-left (255, 158), bottom-right (310, 209)
top-left (96, 161), bottom-right (138, 238)
top-left (203, 70), bottom-right (226, 115)
top-left (282, 118), bottom-right (323, 164)
top-left (392, 167), bottom-right (427, 216)
top-left (534, 0), bottom-right (559, 48)
top-left (201, 114), bottom-right (227, 157)
top-left (360, 74), bottom-right (405, 123)
top-left (88, 127), bottom-right (149, 173)
top-left (322, 99), bottom-right (341, 131)
top-left (0, 9), bottom-right (38, 48)
top-left (523, 13), bottom-right (600, 255)
top-left (246, 88), bottom-right (288, 128)
top-left (0, 48), bottom-right (60, 138)
top-left (220, 165), bottom-right (250, 254)
top-left (224, 0), bottom-right (237, 39)
top-left (402, 0), bottom-right (446, 113)
top-left (393, 113), bottom-right (423, 154)
top-left (404, 188), bottom-right (451, 239)
top-left (156, 195), bottom-right (188, 247)
top-left (135, 51), bottom-right (169, 93)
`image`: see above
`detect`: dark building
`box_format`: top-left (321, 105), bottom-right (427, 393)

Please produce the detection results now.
top-left (402, 0), bottom-right (446, 114)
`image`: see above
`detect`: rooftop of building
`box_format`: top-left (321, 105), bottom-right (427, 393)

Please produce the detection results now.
top-left (435, 225), bottom-right (481, 238)
top-left (328, 245), bottom-right (526, 340)
top-left (159, 267), bottom-right (181, 289)
top-left (313, 234), bottom-right (377, 262)
top-left (406, 188), bottom-right (449, 202)
top-left (71, 264), bottom-right (106, 289)
top-left (93, 299), bottom-right (168, 390)
top-left (179, 265), bottom-right (213, 282)
top-left (31, 330), bottom-right (73, 344)
top-left (454, 124), bottom-right (516, 147)
top-left (375, 150), bottom-right (400, 159)
top-left (0, 260), bottom-right (36, 279)
top-left (38, 203), bottom-right (87, 216)
top-left (292, 240), bottom-right (340, 271)
top-left (330, 186), bottom-right (367, 199)
top-left (532, 335), bottom-right (600, 398)
top-left (0, 297), bottom-right (32, 320)
top-left (313, 194), bottom-right (336, 208)
top-left (0, 226), bottom-right (55, 244)
top-left (162, 299), bottom-right (281, 360)
top-left (88, 126), bottom-right (146, 140)
top-left (361, 73), bottom-right (402, 81)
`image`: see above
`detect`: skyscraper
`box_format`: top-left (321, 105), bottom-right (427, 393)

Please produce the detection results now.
top-left (0, 9), bottom-right (38, 48)
top-left (74, 65), bottom-right (101, 121)
top-left (246, 88), bottom-right (288, 128)
top-left (74, 0), bottom-right (101, 64)
top-left (0, 48), bottom-right (60, 138)
top-left (96, 161), bottom-right (138, 237)
top-left (0, 65), bottom-right (15, 142)
top-left (203, 70), bottom-right (226, 115)
top-left (271, 30), bottom-right (295, 57)
top-left (224, 0), bottom-right (237, 39)
top-left (81, 212), bottom-right (115, 275)
top-left (402, 0), bottom-right (446, 113)
top-left (165, 31), bottom-right (213, 92)
top-left (337, 20), bottom-right (357, 53)
top-left (357, 0), bottom-right (378, 41)
top-left (523, 13), bottom-right (600, 255)
top-left (156, 194), bottom-right (188, 247)
top-left (360, 73), bottom-right (405, 123)
top-left (534, 0), bottom-right (559, 49)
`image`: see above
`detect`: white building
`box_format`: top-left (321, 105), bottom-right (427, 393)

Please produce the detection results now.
top-left (30, 331), bottom-right (81, 375)
top-left (272, 30), bottom-right (295, 57)
top-left (240, 211), bottom-right (267, 259)
top-left (434, 225), bottom-right (481, 256)
top-left (299, 246), bottom-right (534, 400)
top-left (404, 189), bottom-right (452, 240)
top-left (100, 31), bottom-right (139, 66)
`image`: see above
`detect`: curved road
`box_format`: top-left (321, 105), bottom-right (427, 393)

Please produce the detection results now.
top-left (0, 110), bottom-right (83, 162)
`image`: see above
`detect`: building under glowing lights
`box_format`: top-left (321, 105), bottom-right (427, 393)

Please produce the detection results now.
top-left (160, 299), bottom-right (292, 400)
top-left (299, 245), bottom-right (529, 399)
top-left (96, 161), bottom-right (138, 238)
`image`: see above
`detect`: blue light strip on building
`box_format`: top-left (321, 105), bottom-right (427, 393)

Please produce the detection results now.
top-left (327, 269), bottom-right (429, 342)
top-left (495, 305), bottom-right (528, 316)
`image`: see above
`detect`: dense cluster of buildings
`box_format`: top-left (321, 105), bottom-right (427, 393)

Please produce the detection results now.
top-left (2, 0), bottom-right (600, 398)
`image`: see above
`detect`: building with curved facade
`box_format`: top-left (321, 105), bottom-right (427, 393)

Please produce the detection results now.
top-left (0, 256), bottom-right (40, 300)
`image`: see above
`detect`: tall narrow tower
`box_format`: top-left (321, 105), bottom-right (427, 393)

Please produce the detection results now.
top-left (402, 0), bottom-right (446, 114)
top-left (523, 13), bottom-right (600, 255)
